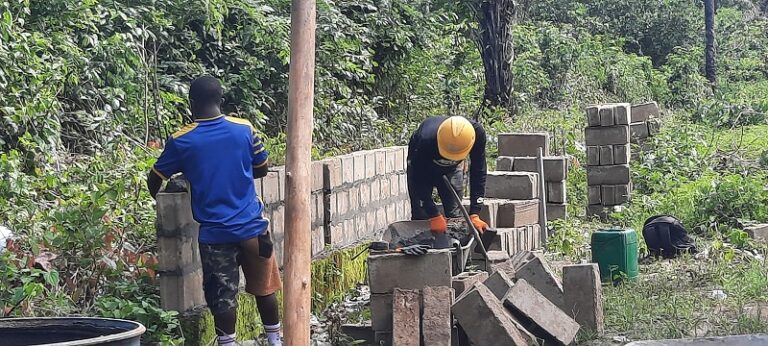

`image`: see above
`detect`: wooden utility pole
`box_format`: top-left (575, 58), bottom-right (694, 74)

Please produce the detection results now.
top-left (283, 0), bottom-right (316, 343)
top-left (704, 0), bottom-right (717, 89)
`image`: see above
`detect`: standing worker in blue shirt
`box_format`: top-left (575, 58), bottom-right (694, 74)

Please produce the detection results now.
top-left (147, 76), bottom-right (282, 346)
top-left (407, 116), bottom-right (490, 238)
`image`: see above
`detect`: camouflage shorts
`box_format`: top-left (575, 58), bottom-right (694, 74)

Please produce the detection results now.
top-left (199, 241), bottom-right (242, 315)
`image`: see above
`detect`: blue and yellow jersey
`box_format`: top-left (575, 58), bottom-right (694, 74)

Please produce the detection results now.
top-left (152, 115), bottom-right (269, 244)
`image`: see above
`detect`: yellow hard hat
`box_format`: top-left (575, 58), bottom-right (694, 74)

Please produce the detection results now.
top-left (437, 116), bottom-right (476, 161)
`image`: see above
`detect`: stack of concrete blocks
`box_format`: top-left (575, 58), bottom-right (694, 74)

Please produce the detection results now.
top-left (496, 133), bottom-right (569, 221)
top-left (322, 147), bottom-right (410, 251)
top-left (452, 251), bottom-right (599, 346)
top-left (585, 104), bottom-right (633, 220)
top-left (629, 102), bottom-right (661, 147)
top-left (368, 250), bottom-right (454, 345)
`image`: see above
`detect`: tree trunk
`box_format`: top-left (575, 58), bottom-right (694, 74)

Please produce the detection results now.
top-left (476, 0), bottom-right (515, 109)
top-left (704, 0), bottom-right (717, 88)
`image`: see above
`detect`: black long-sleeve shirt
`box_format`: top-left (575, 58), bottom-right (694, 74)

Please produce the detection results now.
top-left (407, 116), bottom-right (487, 216)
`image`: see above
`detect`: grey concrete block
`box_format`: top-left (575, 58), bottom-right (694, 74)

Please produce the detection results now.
top-left (586, 164), bottom-right (630, 185)
top-left (392, 289), bottom-right (420, 346)
top-left (613, 103), bottom-right (631, 125)
top-left (586, 105), bottom-right (601, 127)
top-left (563, 264), bottom-right (605, 336)
top-left (485, 171), bottom-right (539, 200)
top-left (422, 286), bottom-right (453, 346)
top-left (599, 145), bottom-right (614, 166)
top-left (324, 158), bottom-right (343, 190)
top-left (452, 283), bottom-right (534, 346)
top-left (585, 125), bottom-right (630, 146)
top-left (601, 185), bottom-right (616, 206)
top-left (587, 146), bottom-right (600, 166)
top-left (588, 185), bottom-right (602, 205)
top-left (261, 171), bottom-right (281, 205)
top-left (745, 224), bottom-right (768, 241)
top-left (368, 250), bottom-right (452, 294)
top-left (511, 156), bottom-right (568, 182)
top-left (631, 102), bottom-right (660, 123)
top-left (371, 293), bottom-right (393, 331)
top-left (498, 133), bottom-right (550, 157)
top-left (546, 203), bottom-right (567, 220)
top-left (599, 105), bottom-right (615, 126)
top-left (504, 279), bottom-right (580, 345)
top-left (496, 156), bottom-right (515, 171)
top-left (311, 160), bottom-right (325, 192)
top-left (375, 149), bottom-right (387, 176)
top-left (614, 143), bottom-right (630, 165)
top-left (546, 181), bottom-right (567, 204)
top-left (514, 252), bottom-right (565, 311)
top-left (452, 271), bottom-right (489, 297)
top-left (375, 331), bottom-right (392, 346)
top-left (354, 152), bottom-right (366, 181)
top-left (365, 151), bottom-right (376, 179)
top-left (614, 184), bottom-right (631, 204)
top-left (483, 270), bottom-right (515, 300)
top-left (341, 154), bottom-right (355, 184)
top-left (496, 199), bottom-right (539, 228)
top-left (630, 122), bottom-right (650, 143)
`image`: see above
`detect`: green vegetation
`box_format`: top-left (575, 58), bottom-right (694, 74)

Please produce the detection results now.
top-left (2, 0), bottom-right (768, 343)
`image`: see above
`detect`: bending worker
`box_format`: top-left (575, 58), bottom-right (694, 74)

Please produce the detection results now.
top-left (407, 115), bottom-right (489, 237)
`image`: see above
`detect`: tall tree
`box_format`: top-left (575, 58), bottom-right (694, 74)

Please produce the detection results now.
top-left (476, 0), bottom-right (515, 109)
top-left (704, 0), bottom-right (717, 88)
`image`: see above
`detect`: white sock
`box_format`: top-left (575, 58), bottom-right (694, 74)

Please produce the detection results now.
top-left (265, 323), bottom-right (282, 346)
top-left (218, 333), bottom-right (236, 346)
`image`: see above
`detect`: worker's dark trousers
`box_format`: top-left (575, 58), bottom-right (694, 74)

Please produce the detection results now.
top-left (407, 165), bottom-right (464, 220)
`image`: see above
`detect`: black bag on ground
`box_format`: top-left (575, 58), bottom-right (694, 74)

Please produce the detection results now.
top-left (642, 215), bottom-right (697, 258)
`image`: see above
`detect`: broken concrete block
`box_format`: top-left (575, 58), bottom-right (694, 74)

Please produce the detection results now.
top-left (498, 133), bottom-right (550, 157)
top-left (599, 145), bottom-right (614, 166)
top-left (744, 224), bottom-right (768, 241)
top-left (601, 185), bottom-right (617, 206)
top-left (496, 156), bottom-right (515, 171)
top-left (546, 203), bottom-right (567, 220)
top-left (452, 283), bottom-right (534, 346)
top-left (599, 105), bottom-right (615, 126)
top-left (563, 264), bottom-right (605, 336)
top-left (496, 199), bottom-right (539, 228)
top-left (485, 171), bottom-right (539, 200)
top-left (370, 293), bottom-right (393, 331)
top-left (546, 181), bottom-right (567, 204)
top-left (613, 103), bottom-right (631, 125)
top-left (586, 164), bottom-right (630, 185)
top-left (368, 250), bottom-right (452, 294)
top-left (484, 270), bottom-right (515, 300)
top-left (511, 156), bottom-right (568, 182)
top-left (452, 271), bottom-right (489, 297)
top-left (586, 146), bottom-right (600, 166)
top-left (630, 122), bottom-right (650, 143)
top-left (392, 289), bottom-right (420, 346)
top-left (422, 286), bottom-right (453, 346)
top-left (585, 125), bottom-right (630, 146)
top-left (613, 143), bottom-right (630, 165)
top-left (588, 185), bottom-right (602, 205)
top-left (504, 279), bottom-right (580, 345)
top-left (631, 102), bottom-right (660, 123)
top-left (514, 253), bottom-right (565, 311)
top-left (586, 105), bottom-right (601, 127)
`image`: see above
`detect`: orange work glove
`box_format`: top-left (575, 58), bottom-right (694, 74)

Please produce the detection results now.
top-left (429, 214), bottom-right (448, 234)
top-left (470, 214), bottom-right (489, 233)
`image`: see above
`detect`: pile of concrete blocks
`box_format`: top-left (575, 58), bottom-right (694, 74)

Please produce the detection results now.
top-left (585, 104), bottom-right (633, 220)
top-left (368, 249), bottom-right (454, 344)
top-left (451, 252), bottom-right (605, 345)
top-left (629, 102), bottom-right (661, 145)
top-left (496, 132), bottom-right (569, 221)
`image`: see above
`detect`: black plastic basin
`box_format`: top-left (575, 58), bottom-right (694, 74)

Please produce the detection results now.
top-left (0, 317), bottom-right (146, 346)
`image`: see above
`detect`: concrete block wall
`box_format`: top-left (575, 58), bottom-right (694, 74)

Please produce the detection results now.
top-left (156, 147), bottom-right (411, 311)
top-left (585, 102), bottom-right (659, 219)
